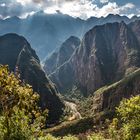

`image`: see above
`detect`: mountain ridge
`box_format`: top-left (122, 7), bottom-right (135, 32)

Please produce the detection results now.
top-left (47, 20), bottom-right (140, 96)
top-left (0, 33), bottom-right (64, 124)
top-left (77, 67), bottom-right (140, 120)
top-left (44, 36), bottom-right (80, 75)
top-left (0, 13), bottom-right (140, 60)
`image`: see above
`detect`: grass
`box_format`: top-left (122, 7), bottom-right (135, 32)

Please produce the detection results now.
top-left (45, 117), bottom-right (94, 137)
top-left (77, 68), bottom-right (140, 119)
top-left (44, 68), bottom-right (140, 139)
top-left (94, 68), bottom-right (140, 95)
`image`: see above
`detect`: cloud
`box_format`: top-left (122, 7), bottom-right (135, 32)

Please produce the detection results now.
top-left (100, 0), bottom-right (109, 4)
top-left (0, 0), bottom-right (42, 18)
top-left (0, 0), bottom-right (137, 19)
top-left (92, 2), bottom-right (135, 18)
top-left (44, 1), bottom-right (136, 19)
top-left (120, 3), bottom-right (135, 11)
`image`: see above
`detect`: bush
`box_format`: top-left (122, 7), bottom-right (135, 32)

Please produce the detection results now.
top-left (61, 135), bottom-right (78, 140)
top-left (108, 118), bottom-right (122, 140)
top-left (117, 95), bottom-right (140, 140)
top-left (36, 134), bottom-right (79, 140)
top-left (87, 133), bottom-right (104, 140)
top-left (0, 65), bottom-right (47, 140)
top-left (37, 134), bottom-right (58, 140)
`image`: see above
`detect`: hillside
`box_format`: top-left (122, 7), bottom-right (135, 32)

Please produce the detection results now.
top-left (78, 68), bottom-right (140, 119)
top-left (0, 33), bottom-right (64, 124)
top-left (49, 21), bottom-right (140, 96)
top-left (44, 36), bottom-right (80, 75)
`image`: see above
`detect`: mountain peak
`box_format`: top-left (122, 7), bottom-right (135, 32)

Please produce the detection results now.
top-left (44, 36), bottom-right (80, 75)
top-left (0, 33), bottom-right (64, 123)
top-left (49, 21), bottom-right (140, 95)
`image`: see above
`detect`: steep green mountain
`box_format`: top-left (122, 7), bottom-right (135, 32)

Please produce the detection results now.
top-left (49, 21), bottom-right (140, 96)
top-left (0, 33), bottom-right (64, 124)
top-left (48, 68), bottom-right (140, 137)
top-left (78, 68), bottom-right (140, 119)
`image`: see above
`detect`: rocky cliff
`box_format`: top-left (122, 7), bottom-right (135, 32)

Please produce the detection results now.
top-left (49, 21), bottom-right (140, 96)
top-left (0, 33), bottom-right (64, 124)
top-left (44, 36), bottom-right (80, 75)
top-left (77, 68), bottom-right (140, 119)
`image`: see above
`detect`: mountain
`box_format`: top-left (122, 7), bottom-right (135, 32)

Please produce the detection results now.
top-left (0, 33), bottom-right (64, 124)
top-left (0, 12), bottom-right (83, 60)
top-left (0, 12), bottom-right (139, 60)
top-left (44, 36), bottom-right (80, 75)
top-left (80, 68), bottom-right (140, 119)
top-left (48, 21), bottom-right (140, 96)
top-left (130, 20), bottom-right (140, 43)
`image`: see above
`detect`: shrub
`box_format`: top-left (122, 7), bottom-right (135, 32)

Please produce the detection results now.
top-left (108, 118), bottom-right (122, 140)
top-left (0, 65), bottom-right (47, 140)
top-left (61, 135), bottom-right (78, 140)
top-left (87, 133), bottom-right (104, 140)
top-left (117, 95), bottom-right (140, 140)
top-left (37, 134), bottom-right (58, 140)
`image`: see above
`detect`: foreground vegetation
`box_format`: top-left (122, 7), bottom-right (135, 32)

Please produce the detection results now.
top-left (0, 65), bottom-right (140, 140)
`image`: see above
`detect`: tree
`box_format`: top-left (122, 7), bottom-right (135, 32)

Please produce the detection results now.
top-left (0, 65), bottom-right (47, 140)
top-left (117, 95), bottom-right (140, 140)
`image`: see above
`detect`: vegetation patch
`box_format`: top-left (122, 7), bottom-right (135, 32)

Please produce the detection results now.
top-left (94, 68), bottom-right (140, 95)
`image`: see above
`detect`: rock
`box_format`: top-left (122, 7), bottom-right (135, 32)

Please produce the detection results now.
top-left (92, 68), bottom-right (140, 119)
top-left (49, 21), bottom-right (140, 96)
top-left (44, 36), bottom-right (80, 75)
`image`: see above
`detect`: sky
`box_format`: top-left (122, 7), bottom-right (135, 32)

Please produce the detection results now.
top-left (0, 0), bottom-right (140, 19)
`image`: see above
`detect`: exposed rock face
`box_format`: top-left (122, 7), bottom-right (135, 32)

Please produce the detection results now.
top-left (49, 21), bottom-right (140, 96)
top-left (78, 68), bottom-right (140, 119)
top-left (50, 61), bottom-right (75, 93)
top-left (91, 69), bottom-right (140, 118)
top-left (44, 36), bottom-right (80, 75)
top-left (0, 33), bottom-right (64, 124)
top-left (130, 20), bottom-right (140, 43)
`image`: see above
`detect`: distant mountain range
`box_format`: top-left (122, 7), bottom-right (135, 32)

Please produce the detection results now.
top-left (0, 11), bottom-right (139, 60)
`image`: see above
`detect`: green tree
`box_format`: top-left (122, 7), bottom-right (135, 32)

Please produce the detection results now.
top-left (0, 65), bottom-right (47, 140)
top-left (117, 95), bottom-right (140, 140)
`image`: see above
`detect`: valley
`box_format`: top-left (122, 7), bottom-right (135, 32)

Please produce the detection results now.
top-left (0, 5), bottom-right (140, 139)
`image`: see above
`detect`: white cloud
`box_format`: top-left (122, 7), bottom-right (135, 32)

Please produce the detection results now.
top-left (100, 0), bottom-right (109, 4)
top-left (0, 3), bottom-right (6, 7)
top-left (16, 0), bottom-right (32, 5)
top-left (92, 2), bottom-right (135, 18)
top-left (45, 1), bottom-right (97, 19)
top-left (120, 3), bottom-right (135, 11)
top-left (44, 1), bottom-right (135, 19)
top-left (0, 0), bottom-right (136, 19)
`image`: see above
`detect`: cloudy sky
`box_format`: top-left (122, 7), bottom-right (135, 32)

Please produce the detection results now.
top-left (0, 0), bottom-right (140, 19)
